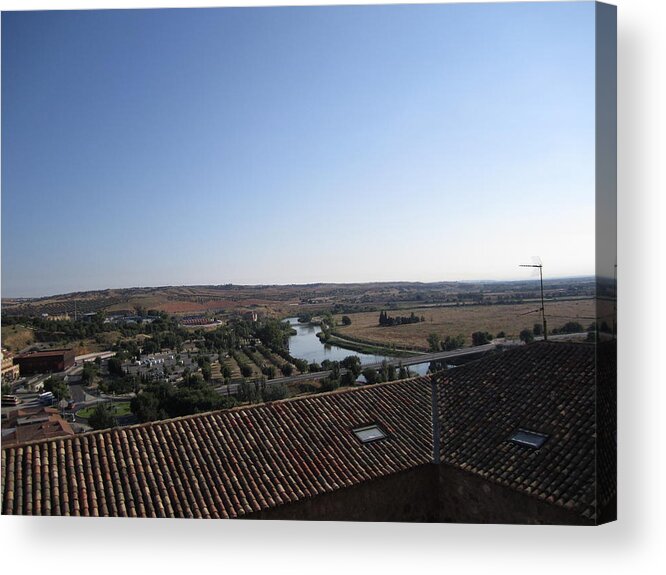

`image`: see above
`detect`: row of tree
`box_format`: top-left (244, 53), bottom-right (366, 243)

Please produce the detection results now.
top-left (378, 311), bottom-right (424, 327)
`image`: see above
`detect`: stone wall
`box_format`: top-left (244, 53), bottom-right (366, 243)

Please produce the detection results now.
top-left (244, 463), bottom-right (593, 524)
top-left (244, 464), bottom-right (437, 522)
top-left (437, 464), bottom-right (593, 525)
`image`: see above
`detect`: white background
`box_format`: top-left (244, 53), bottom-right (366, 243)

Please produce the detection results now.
top-left (0, 1), bottom-right (664, 573)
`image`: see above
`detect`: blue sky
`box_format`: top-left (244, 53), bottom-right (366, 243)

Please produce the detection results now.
top-left (1, 3), bottom-right (596, 297)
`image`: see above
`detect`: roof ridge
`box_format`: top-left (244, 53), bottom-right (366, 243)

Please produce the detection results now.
top-left (1, 375), bottom-right (433, 450)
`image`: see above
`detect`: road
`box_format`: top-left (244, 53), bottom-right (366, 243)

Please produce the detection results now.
top-left (214, 343), bottom-right (497, 395)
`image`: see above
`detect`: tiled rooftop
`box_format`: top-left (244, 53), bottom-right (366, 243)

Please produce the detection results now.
top-left (435, 342), bottom-right (601, 519)
top-left (2, 342), bottom-right (614, 520)
top-left (2, 378), bottom-right (432, 517)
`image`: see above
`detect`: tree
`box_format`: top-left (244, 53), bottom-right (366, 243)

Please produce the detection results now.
top-left (380, 360), bottom-right (389, 382)
top-left (240, 364), bottom-right (253, 378)
top-left (560, 321), bottom-right (584, 334)
top-left (320, 377), bottom-right (340, 392)
top-left (441, 334), bottom-right (465, 351)
top-left (533, 323), bottom-right (543, 336)
top-left (107, 357), bottom-right (124, 377)
top-left (427, 333), bottom-right (441, 352)
top-left (341, 371), bottom-right (357, 386)
top-left (131, 392), bottom-right (163, 422)
top-left (341, 355), bottom-right (362, 377)
top-left (293, 358), bottom-right (309, 373)
top-left (341, 316), bottom-right (352, 326)
top-left (221, 364), bottom-right (232, 379)
top-left (238, 380), bottom-right (259, 403)
top-left (81, 362), bottom-right (97, 386)
top-left (362, 367), bottom-right (378, 385)
top-left (263, 383), bottom-right (287, 402)
top-left (43, 377), bottom-right (70, 401)
top-left (280, 363), bottom-right (294, 377)
top-left (262, 365), bottom-right (277, 379)
top-left (520, 329), bottom-right (535, 344)
top-left (88, 403), bottom-right (115, 430)
top-left (471, 331), bottom-right (493, 346)
top-left (201, 364), bottom-right (212, 382)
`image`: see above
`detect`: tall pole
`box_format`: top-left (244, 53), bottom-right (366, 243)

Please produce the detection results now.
top-left (520, 263), bottom-right (547, 341)
top-left (539, 266), bottom-right (547, 341)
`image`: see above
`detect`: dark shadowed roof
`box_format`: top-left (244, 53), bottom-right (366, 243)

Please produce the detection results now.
top-left (435, 341), bottom-right (600, 519)
top-left (2, 379), bottom-right (432, 517)
top-left (15, 348), bottom-right (74, 359)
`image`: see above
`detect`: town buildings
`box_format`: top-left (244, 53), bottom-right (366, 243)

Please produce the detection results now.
top-left (1, 350), bottom-right (20, 383)
top-left (1, 405), bottom-right (75, 447)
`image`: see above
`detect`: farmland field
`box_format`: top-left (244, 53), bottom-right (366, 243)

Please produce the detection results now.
top-left (333, 299), bottom-right (596, 351)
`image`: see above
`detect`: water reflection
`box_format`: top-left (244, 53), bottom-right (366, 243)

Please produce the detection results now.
top-left (285, 317), bottom-right (435, 376)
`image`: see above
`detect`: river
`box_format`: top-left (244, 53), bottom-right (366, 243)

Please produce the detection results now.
top-left (285, 317), bottom-right (430, 376)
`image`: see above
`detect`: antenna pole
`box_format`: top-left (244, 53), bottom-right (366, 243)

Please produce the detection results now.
top-left (539, 265), bottom-right (547, 341)
top-left (520, 262), bottom-right (547, 341)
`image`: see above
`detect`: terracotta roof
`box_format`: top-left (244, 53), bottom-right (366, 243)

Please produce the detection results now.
top-left (2, 379), bottom-right (432, 517)
top-left (435, 341), bottom-right (601, 519)
top-left (1, 342), bottom-right (614, 520)
top-left (3, 406), bottom-right (60, 428)
top-left (3, 415), bottom-right (75, 447)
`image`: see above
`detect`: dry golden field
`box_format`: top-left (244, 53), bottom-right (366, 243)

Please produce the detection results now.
top-left (1, 324), bottom-right (35, 352)
top-left (333, 299), bottom-right (596, 350)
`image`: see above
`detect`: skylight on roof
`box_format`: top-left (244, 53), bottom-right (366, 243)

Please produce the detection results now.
top-left (353, 424), bottom-right (387, 444)
top-left (509, 429), bottom-right (548, 449)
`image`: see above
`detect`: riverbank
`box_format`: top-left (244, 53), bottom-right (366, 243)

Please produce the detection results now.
top-left (316, 331), bottom-right (419, 358)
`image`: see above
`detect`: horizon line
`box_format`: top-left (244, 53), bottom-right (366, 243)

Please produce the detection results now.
top-left (1, 274), bottom-right (602, 301)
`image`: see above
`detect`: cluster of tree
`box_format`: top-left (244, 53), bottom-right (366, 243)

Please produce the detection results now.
top-left (551, 321), bottom-right (585, 335)
top-left (237, 379), bottom-right (288, 404)
top-left (87, 403), bottom-right (116, 430)
top-left (318, 323), bottom-right (332, 343)
top-left (254, 319), bottom-right (294, 351)
top-left (3, 311), bottom-right (189, 351)
top-left (471, 331), bottom-right (494, 346)
top-left (196, 354), bottom-right (213, 382)
top-left (359, 360), bottom-right (408, 385)
top-left (81, 362), bottom-right (98, 386)
top-left (519, 329), bottom-right (535, 344)
top-left (378, 311), bottom-right (424, 327)
top-left (43, 376), bottom-right (70, 400)
top-left (427, 333), bottom-right (466, 352)
top-left (130, 378), bottom-right (236, 423)
top-left (98, 374), bottom-right (141, 395)
top-left (230, 350), bottom-right (254, 378)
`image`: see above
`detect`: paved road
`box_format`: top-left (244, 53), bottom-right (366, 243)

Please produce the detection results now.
top-left (214, 343), bottom-right (497, 395)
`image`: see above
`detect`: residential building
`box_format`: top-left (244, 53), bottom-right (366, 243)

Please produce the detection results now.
top-left (1, 350), bottom-right (20, 383)
top-left (13, 348), bottom-right (76, 375)
top-left (1, 405), bottom-right (75, 447)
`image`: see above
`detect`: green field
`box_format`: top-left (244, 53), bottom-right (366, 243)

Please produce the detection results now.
top-left (76, 401), bottom-right (132, 419)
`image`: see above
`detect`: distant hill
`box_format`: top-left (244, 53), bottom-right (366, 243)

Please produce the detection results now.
top-left (1, 278), bottom-right (595, 319)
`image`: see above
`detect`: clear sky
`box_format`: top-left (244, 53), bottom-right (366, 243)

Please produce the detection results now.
top-left (1, 2), bottom-right (596, 298)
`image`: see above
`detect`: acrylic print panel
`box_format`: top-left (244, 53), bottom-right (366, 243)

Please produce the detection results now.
top-left (0, 1), bottom-right (616, 525)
